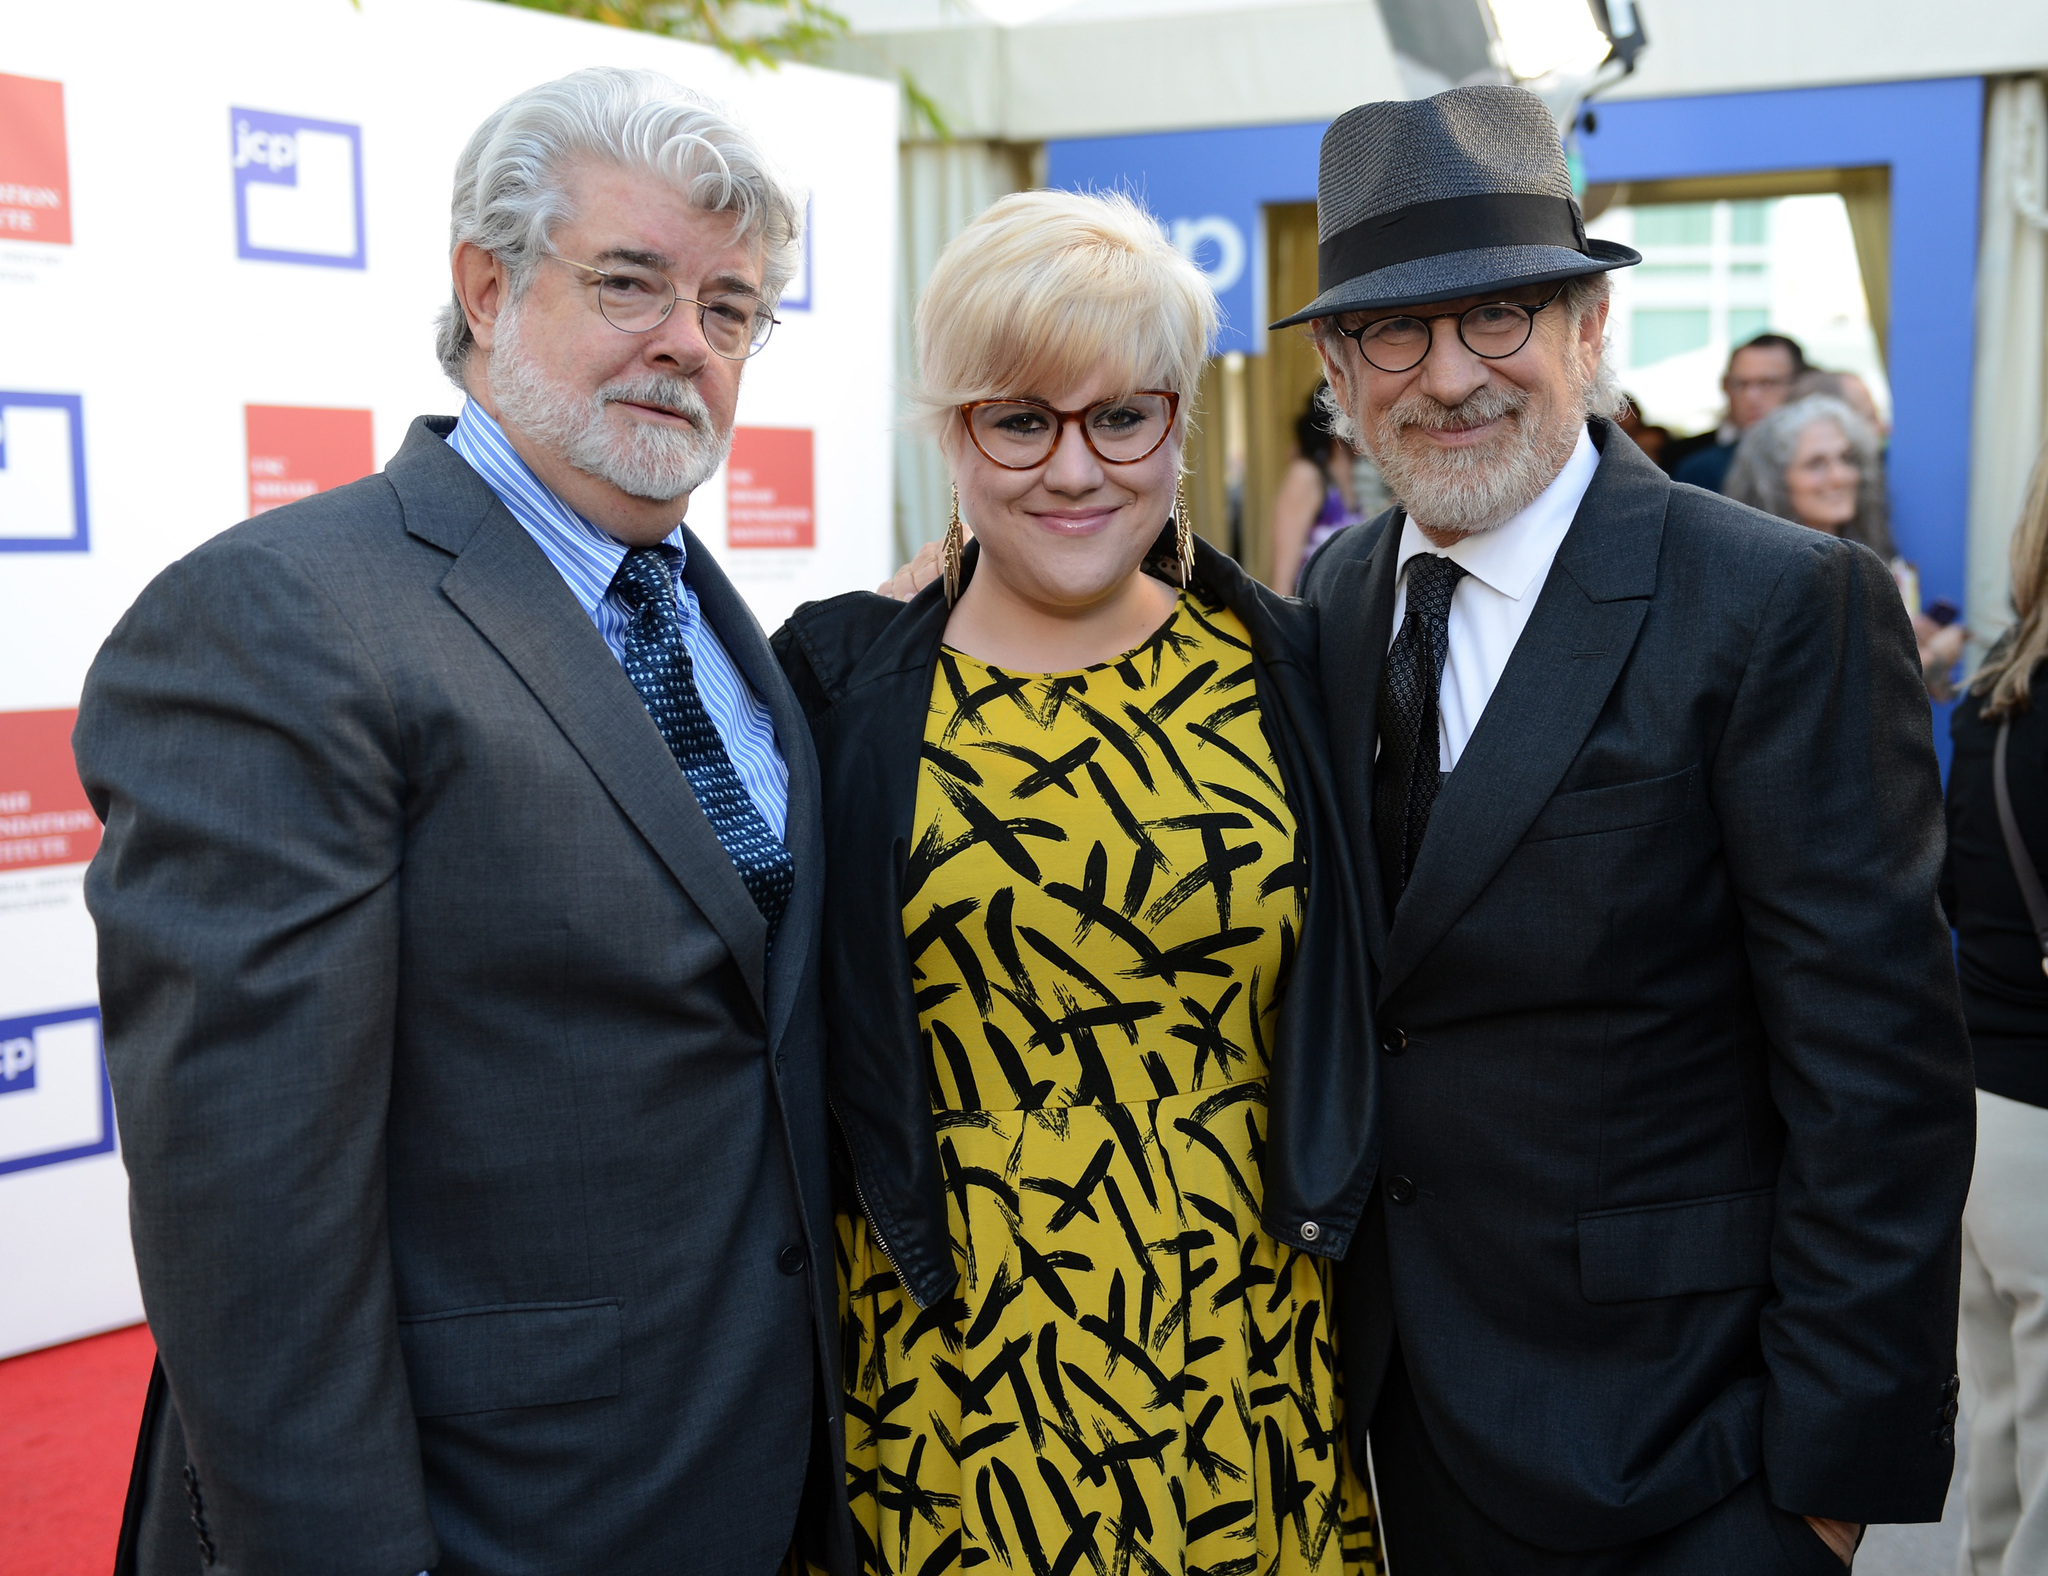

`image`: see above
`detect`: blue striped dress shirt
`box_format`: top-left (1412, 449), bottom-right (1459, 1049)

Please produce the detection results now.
top-left (445, 402), bottom-right (789, 840)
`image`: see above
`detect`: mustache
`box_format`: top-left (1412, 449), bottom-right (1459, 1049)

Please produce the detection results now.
top-left (601, 377), bottom-right (711, 425)
top-left (1383, 382), bottom-right (1530, 434)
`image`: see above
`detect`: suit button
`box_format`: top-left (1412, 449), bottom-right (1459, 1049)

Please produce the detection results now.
top-left (1387, 1176), bottom-right (1416, 1205)
top-left (1943, 1374), bottom-right (1961, 1399)
top-left (1381, 1027), bottom-right (1407, 1055)
top-left (777, 1244), bottom-right (807, 1276)
top-left (1942, 1397), bottom-right (1959, 1422)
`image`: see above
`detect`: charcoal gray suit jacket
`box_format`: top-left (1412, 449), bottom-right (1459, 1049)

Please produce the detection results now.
top-left (77, 416), bottom-right (849, 1576)
top-left (1301, 418), bottom-right (1975, 1547)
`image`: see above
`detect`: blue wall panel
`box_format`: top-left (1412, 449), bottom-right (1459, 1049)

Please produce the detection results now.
top-left (1047, 121), bottom-right (1324, 354)
top-left (1577, 77), bottom-right (1985, 618)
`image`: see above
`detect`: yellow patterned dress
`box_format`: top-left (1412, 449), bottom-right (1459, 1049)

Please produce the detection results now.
top-left (832, 588), bottom-right (1378, 1576)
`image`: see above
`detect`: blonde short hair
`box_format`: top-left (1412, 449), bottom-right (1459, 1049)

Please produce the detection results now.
top-left (911, 189), bottom-right (1218, 440)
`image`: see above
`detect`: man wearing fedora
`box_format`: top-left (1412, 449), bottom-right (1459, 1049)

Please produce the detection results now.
top-left (1286, 87), bottom-right (1976, 1571)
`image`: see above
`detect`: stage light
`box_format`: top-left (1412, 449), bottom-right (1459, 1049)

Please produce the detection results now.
top-left (1483, 0), bottom-right (1612, 81)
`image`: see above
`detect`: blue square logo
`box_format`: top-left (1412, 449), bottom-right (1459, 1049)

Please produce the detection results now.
top-left (0, 1006), bottom-right (113, 1176)
top-left (0, 391), bottom-right (89, 552)
top-left (232, 108), bottom-right (365, 270)
top-left (0, 1031), bottom-right (35, 1094)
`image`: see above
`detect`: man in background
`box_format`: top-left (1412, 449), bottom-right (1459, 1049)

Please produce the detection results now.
top-left (80, 68), bottom-right (847, 1576)
top-left (1671, 330), bottom-right (1809, 491)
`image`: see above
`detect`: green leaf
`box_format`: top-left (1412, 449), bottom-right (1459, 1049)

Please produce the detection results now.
top-left (484, 0), bottom-right (852, 67)
top-left (900, 69), bottom-right (952, 141)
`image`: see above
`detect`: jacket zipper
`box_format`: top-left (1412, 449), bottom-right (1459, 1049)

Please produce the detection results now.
top-left (830, 1101), bottom-right (931, 1311)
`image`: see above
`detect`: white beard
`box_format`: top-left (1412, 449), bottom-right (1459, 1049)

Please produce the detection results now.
top-left (489, 305), bottom-right (732, 503)
top-left (1357, 376), bottom-right (1586, 538)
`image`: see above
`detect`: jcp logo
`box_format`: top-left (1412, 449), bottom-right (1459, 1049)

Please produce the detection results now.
top-left (234, 119), bottom-right (296, 174)
top-left (1170, 215), bottom-right (1247, 295)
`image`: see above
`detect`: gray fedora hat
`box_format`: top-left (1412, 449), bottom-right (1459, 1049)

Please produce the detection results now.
top-left (1271, 85), bottom-right (1639, 330)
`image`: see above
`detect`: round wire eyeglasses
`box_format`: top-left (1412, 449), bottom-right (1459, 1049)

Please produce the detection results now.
top-left (1332, 287), bottom-right (1564, 374)
top-left (546, 252), bottom-right (778, 360)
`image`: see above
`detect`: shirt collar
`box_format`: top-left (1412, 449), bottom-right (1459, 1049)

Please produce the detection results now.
top-left (446, 401), bottom-right (688, 597)
top-left (1395, 424), bottom-right (1599, 601)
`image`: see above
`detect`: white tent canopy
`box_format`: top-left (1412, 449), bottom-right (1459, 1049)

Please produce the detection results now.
top-left (827, 0), bottom-right (2048, 142)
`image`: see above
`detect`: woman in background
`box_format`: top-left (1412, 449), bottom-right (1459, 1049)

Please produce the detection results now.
top-left (1941, 445), bottom-right (2048, 1576)
top-left (1725, 392), bottom-right (1893, 553)
top-left (776, 189), bottom-right (1380, 1576)
top-left (1727, 392), bottom-right (1964, 694)
top-left (1268, 383), bottom-right (1367, 593)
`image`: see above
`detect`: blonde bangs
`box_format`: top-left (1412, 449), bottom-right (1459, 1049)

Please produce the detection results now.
top-left (912, 190), bottom-right (1217, 440)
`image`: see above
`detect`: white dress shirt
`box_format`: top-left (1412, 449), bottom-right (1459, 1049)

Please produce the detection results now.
top-left (1389, 426), bottom-right (1600, 770)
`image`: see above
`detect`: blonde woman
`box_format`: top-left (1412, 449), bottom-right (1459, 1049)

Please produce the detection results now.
top-left (774, 190), bottom-right (1381, 1573)
top-left (1942, 446), bottom-right (2048, 1576)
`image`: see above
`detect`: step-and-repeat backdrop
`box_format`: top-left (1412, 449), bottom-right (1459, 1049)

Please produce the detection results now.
top-left (0, 0), bottom-right (897, 1358)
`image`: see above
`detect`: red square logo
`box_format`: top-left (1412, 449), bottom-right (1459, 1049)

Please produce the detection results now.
top-left (0, 710), bottom-right (100, 872)
top-left (0, 74), bottom-right (71, 245)
top-left (727, 427), bottom-right (815, 549)
top-left (245, 405), bottom-right (375, 515)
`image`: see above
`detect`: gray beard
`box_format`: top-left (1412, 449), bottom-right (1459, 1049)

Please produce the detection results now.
top-left (1359, 380), bottom-right (1584, 538)
top-left (489, 306), bottom-right (732, 503)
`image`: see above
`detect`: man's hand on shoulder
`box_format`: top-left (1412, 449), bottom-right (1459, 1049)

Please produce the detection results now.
top-left (878, 540), bottom-right (946, 601)
top-left (1805, 1517), bottom-right (1860, 1565)
top-left (877, 543), bottom-right (937, 600)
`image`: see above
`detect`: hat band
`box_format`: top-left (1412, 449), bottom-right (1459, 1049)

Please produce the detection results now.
top-left (1318, 191), bottom-right (1589, 296)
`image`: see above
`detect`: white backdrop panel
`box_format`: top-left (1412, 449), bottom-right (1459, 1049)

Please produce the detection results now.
top-left (0, 0), bottom-right (898, 1358)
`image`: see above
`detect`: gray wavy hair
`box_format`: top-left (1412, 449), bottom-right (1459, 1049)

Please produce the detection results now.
top-left (434, 67), bottom-right (805, 386)
top-left (1725, 393), bottom-right (1892, 556)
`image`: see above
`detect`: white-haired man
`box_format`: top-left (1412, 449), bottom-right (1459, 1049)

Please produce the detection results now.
top-left (80, 69), bottom-right (850, 1575)
top-left (1289, 88), bottom-right (1974, 1572)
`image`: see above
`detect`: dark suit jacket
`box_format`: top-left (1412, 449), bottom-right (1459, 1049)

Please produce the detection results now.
top-left (1672, 436), bottom-right (1735, 494)
top-left (1301, 419), bottom-right (1974, 1548)
top-left (76, 417), bottom-right (850, 1576)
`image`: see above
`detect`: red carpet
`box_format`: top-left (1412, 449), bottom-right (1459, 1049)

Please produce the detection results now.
top-left (0, 1323), bottom-right (154, 1576)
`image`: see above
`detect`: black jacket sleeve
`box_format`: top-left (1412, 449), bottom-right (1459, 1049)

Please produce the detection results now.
top-left (1709, 533), bottom-right (1973, 1522)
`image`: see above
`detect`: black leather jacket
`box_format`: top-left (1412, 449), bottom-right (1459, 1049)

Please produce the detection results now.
top-left (771, 535), bottom-right (1380, 1309)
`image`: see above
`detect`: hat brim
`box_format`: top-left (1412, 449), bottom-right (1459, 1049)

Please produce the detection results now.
top-left (1269, 238), bottom-right (1640, 330)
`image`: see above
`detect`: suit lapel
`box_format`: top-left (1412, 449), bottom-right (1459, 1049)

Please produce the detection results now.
top-left (680, 526), bottom-right (820, 1051)
top-left (1378, 425), bottom-right (1668, 1001)
top-left (1317, 519), bottom-right (1402, 968)
top-left (390, 428), bottom-right (771, 1010)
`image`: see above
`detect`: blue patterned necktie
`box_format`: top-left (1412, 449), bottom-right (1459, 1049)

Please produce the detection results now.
top-left (611, 546), bottom-right (793, 950)
top-left (1376, 552), bottom-right (1468, 905)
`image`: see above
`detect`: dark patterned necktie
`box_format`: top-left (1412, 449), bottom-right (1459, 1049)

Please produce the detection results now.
top-left (611, 547), bottom-right (793, 949)
top-left (1375, 552), bottom-right (1468, 905)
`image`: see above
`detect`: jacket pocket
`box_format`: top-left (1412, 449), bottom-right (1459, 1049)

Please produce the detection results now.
top-left (1577, 1188), bottom-right (1773, 1304)
top-left (398, 1298), bottom-right (622, 1417)
top-left (1524, 765), bottom-right (1696, 842)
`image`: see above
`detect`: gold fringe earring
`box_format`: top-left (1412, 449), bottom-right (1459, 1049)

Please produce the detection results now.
top-left (942, 484), bottom-right (965, 605)
top-left (1174, 472), bottom-right (1195, 588)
